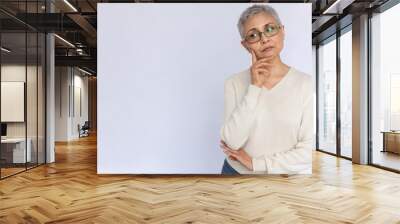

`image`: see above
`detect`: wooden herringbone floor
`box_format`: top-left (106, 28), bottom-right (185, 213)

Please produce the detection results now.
top-left (1, 134), bottom-right (400, 224)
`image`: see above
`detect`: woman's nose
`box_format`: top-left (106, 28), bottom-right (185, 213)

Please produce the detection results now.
top-left (260, 33), bottom-right (270, 43)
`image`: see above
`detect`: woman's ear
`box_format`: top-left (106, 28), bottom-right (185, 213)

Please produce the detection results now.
top-left (241, 40), bottom-right (250, 53)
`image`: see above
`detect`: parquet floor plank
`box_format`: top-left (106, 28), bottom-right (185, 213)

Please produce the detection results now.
top-left (1, 135), bottom-right (400, 223)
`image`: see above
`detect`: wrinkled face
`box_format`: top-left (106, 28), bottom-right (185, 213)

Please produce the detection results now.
top-left (241, 12), bottom-right (285, 61)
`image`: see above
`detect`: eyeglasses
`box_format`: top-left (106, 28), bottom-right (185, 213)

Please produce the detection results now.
top-left (244, 24), bottom-right (282, 44)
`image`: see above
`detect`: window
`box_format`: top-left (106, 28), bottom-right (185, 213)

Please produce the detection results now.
top-left (371, 2), bottom-right (400, 171)
top-left (318, 37), bottom-right (337, 154)
top-left (340, 29), bottom-right (352, 158)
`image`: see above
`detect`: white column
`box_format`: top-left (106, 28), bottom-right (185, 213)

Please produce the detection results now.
top-left (46, 33), bottom-right (55, 163)
top-left (46, 1), bottom-right (55, 163)
top-left (352, 14), bottom-right (369, 164)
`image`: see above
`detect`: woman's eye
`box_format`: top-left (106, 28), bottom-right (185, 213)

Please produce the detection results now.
top-left (266, 26), bottom-right (275, 33)
top-left (249, 33), bottom-right (258, 39)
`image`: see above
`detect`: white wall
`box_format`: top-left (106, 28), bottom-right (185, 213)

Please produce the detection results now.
top-left (1, 65), bottom-right (40, 138)
top-left (55, 67), bottom-right (89, 141)
top-left (1, 65), bottom-right (26, 124)
top-left (1, 82), bottom-right (24, 122)
top-left (55, 67), bottom-right (69, 141)
top-left (98, 3), bottom-right (312, 174)
top-left (72, 72), bottom-right (89, 138)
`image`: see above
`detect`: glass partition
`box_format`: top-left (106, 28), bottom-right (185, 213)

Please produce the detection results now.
top-left (27, 31), bottom-right (38, 169)
top-left (0, 1), bottom-right (46, 179)
top-left (1, 31), bottom-right (28, 177)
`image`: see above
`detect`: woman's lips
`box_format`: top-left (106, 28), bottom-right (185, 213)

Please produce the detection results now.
top-left (261, 47), bottom-right (274, 52)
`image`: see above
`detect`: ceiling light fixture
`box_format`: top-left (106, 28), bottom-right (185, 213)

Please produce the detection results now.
top-left (322, 0), bottom-right (355, 15)
top-left (54, 34), bottom-right (75, 48)
top-left (78, 67), bottom-right (93, 76)
top-left (1, 47), bottom-right (11, 53)
top-left (323, 0), bottom-right (343, 14)
top-left (63, 0), bottom-right (78, 12)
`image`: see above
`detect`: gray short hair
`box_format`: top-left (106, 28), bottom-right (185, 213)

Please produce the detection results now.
top-left (237, 4), bottom-right (282, 39)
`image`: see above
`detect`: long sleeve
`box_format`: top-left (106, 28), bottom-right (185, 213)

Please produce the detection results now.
top-left (251, 80), bottom-right (314, 174)
top-left (220, 79), bottom-right (263, 150)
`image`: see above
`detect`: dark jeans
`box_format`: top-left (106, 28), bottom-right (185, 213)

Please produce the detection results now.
top-left (221, 159), bottom-right (240, 175)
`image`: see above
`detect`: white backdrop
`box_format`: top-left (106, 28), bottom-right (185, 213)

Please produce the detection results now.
top-left (97, 3), bottom-right (312, 174)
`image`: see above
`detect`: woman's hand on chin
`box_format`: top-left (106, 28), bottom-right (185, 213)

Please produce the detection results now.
top-left (220, 140), bottom-right (253, 171)
top-left (250, 50), bottom-right (272, 88)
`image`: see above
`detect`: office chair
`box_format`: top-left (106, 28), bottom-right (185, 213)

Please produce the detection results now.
top-left (79, 121), bottom-right (90, 138)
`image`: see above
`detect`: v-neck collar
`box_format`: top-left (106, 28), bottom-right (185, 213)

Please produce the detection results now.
top-left (261, 66), bottom-right (293, 93)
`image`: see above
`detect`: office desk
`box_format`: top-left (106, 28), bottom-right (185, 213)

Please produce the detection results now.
top-left (381, 131), bottom-right (400, 154)
top-left (1, 138), bottom-right (32, 163)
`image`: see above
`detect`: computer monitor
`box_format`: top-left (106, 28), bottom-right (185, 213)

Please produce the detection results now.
top-left (1, 123), bottom-right (7, 137)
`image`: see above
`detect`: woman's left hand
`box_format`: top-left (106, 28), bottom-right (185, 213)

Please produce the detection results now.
top-left (220, 140), bottom-right (253, 171)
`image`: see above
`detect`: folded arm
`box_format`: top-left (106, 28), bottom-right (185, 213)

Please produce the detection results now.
top-left (220, 80), bottom-right (263, 150)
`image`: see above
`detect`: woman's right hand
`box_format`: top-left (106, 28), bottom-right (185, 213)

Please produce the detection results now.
top-left (250, 50), bottom-right (271, 88)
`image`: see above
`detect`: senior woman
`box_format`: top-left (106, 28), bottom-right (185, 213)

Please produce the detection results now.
top-left (220, 4), bottom-right (313, 175)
